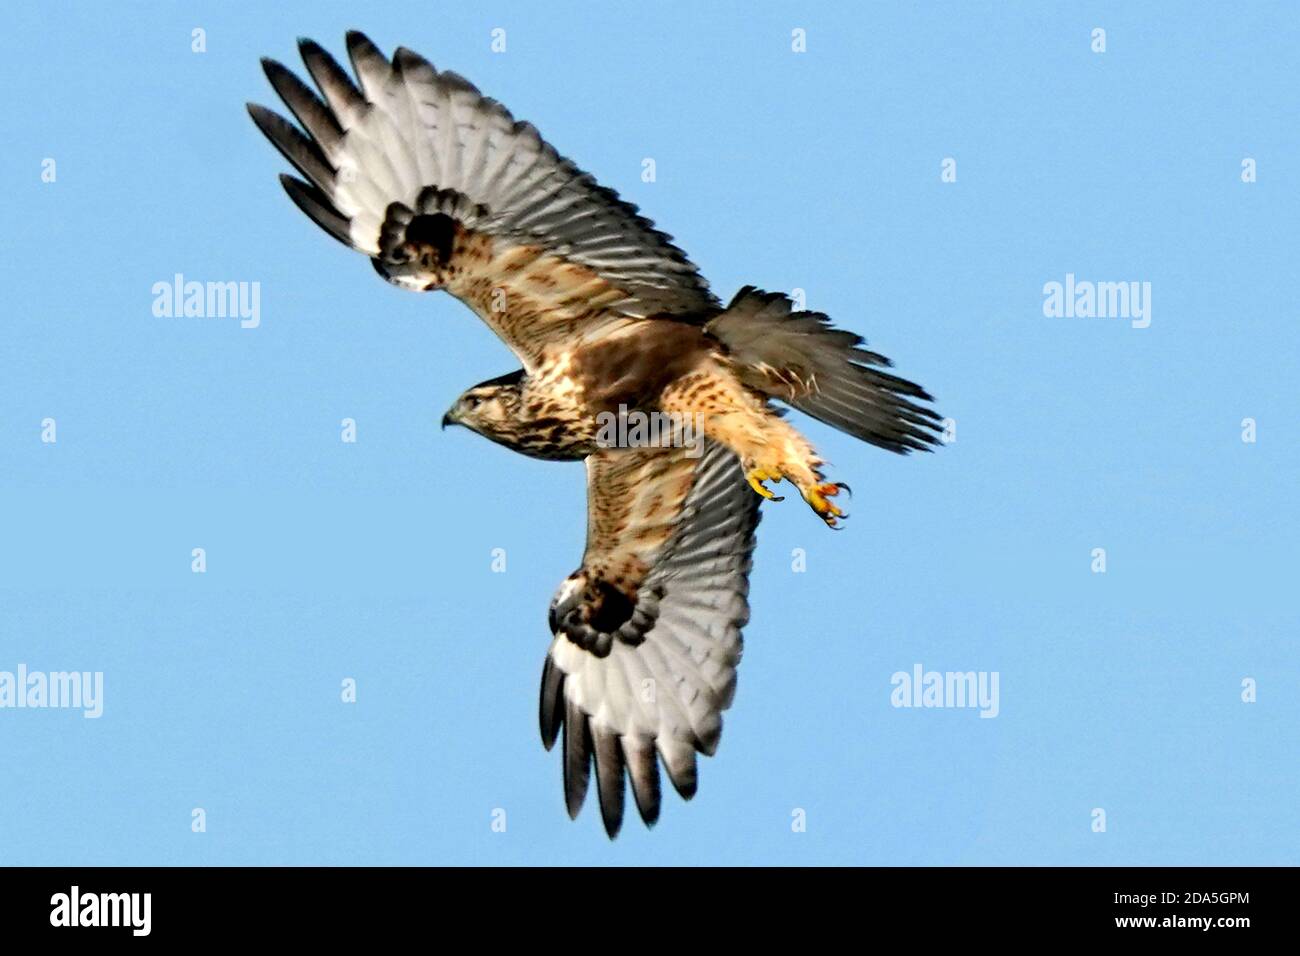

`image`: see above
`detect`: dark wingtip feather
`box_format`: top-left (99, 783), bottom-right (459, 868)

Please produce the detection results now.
top-left (538, 655), bottom-right (564, 750)
top-left (247, 103), bottom-right (335, 192)
top-left (592, 729), bottom-right (626, 839)
top-left (297, 37), bottom-right (367, 118)
top-left (260, 57), bottom-right (344, 155)
top-left (562, 699), bottom-right (591, 820)
top-left (663, 753), bottom-right (698, 801)
top-left (345, 30), bottom-right (384, 63)
top-left (296, 37), bottom-right (327, 64)
top-left (624, 738), bottom-right (662, 827)
top-left (392, 46), bottom-right (429, 73)
top-left (278, 174), bottom-right (352, 247)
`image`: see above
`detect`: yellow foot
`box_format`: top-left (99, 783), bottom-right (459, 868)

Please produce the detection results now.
top-left (803, 481), bottom-right (850, 528)
top-left (745, 467), bottom-right (785, 501)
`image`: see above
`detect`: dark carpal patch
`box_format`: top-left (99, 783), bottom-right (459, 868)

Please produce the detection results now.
top-left (549, 575), bottom-right (642, 658)
top-left (587, 579), bottom-right (636, 633)
top-left (405, 212), bottom-right (457, 265)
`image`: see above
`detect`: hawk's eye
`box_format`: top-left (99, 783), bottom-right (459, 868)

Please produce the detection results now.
top-left (465, 395), bottom-right (483, 409)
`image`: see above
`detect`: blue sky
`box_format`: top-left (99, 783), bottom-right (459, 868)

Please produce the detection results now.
top-left (1, 2), bottom-right (1296, 865)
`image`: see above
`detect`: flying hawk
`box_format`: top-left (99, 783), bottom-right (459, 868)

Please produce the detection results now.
top-left (250, 32), bottom-right (942, 837)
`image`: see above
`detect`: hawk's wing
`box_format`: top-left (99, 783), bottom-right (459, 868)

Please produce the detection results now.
top-left (541, 440), bottom-right (761, 836)
top-left (249, 32), bottom-right (718, 370)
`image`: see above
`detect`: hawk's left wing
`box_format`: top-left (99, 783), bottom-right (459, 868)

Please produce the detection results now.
top-left (249, 32), bottom-right (719, 371)
top-left (541, 440), bottom-right (761, 836)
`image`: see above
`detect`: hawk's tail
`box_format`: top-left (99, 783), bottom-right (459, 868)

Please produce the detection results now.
top-left (705, 287), bottom-right (944, 454)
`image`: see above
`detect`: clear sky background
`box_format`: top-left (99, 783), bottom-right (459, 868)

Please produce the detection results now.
top-left (1, 2), bottom-right (1296, 865)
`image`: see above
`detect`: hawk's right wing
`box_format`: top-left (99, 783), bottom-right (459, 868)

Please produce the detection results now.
top-left (542, 440), bottom-right (761, 836)
top-left (249, 32), bottom-right (719, 371)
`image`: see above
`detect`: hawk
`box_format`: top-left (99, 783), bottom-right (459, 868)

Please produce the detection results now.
top-left (250, 32), bottom-right (942, 836)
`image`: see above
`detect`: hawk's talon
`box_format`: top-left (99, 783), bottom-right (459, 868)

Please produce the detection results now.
top-left (803, 481), bottom-right (849, 527)
top-left (746, 468), bottom-right (785, 501)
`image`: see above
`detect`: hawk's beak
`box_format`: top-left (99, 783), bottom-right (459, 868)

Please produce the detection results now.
top-left (441, 409), bottom-right (456, 431)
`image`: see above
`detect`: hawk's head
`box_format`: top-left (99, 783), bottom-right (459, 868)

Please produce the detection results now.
top-left (442, 369), bottom-right (590, 461)
top-left (442, 370), bottom-right (525, 440)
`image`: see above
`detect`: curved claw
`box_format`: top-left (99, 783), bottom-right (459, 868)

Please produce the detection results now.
top-left (819, 482), bottom-right (850, 499)
top-left (804, 480), bottom-right (848, 527)
top-left (746, 469), bottom-right (785, 502)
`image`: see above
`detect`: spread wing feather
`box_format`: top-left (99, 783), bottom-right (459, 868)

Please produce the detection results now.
top-left (250, 32), bottom-right (718, 369)
top-left (707, 287), bottom-right (945, 453)
top-left (541, 440), bottom-right (760, 836)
